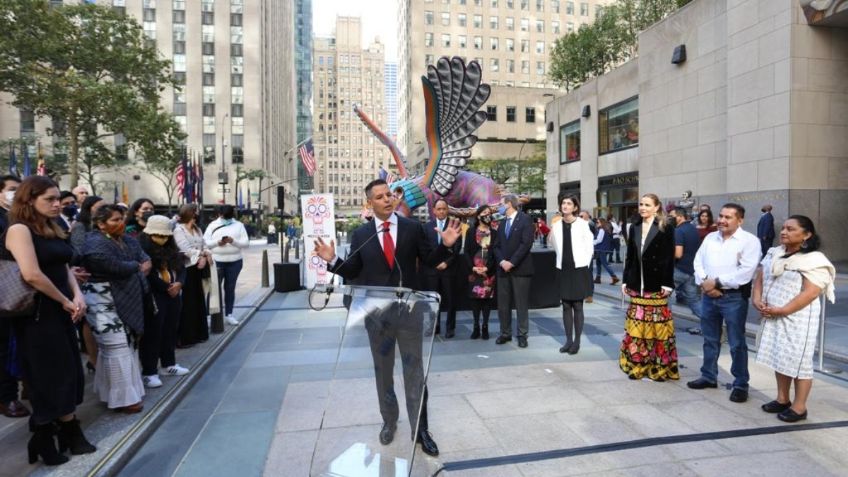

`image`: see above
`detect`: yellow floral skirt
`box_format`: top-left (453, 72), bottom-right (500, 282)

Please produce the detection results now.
top-left (619, 290), bottom-right (679, 381)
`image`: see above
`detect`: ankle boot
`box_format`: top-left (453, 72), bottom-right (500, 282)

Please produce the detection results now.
top-left (28, 423), bottom-right (68, 466)
top-left (481, 323), bottom-right (489, 340)
top-left (594, 276), bottom-right (601, 284)
top-left (611, 275), bottom-right (620, 285)
top-left (470, 324), bottom-right (480, 339)
top-left (57, 417), bottom-right (96, 455)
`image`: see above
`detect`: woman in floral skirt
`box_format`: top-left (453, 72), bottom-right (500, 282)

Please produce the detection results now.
top-left (619, 193), bottom-right (678, 381)
top-left (464, 205), bottom-right (497, 340)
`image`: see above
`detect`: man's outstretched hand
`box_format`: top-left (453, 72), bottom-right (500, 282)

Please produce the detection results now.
top-left (313, 237), bottom-right (336, 263)
top-left (437, 218), bottom-right (462, 247)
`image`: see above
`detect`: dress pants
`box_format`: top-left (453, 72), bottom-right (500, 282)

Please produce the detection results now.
top-left (497, 274), bottom-right (532, 338)
top-left (362, 299), bottom-right (429, 433)
top-left (426, 270), bottom-right (456, 333)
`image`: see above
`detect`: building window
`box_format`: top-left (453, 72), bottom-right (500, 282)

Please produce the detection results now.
top-left (490, 37), bottom-right (499, 50)
top-left (552, 0), bottom-right (560, 13)
top-left (507, 59), bottom-right (515, 72)
top-left (202, 55), bottom-right (215, 73)
top-left (520, 0), bottom-right (529, 10)
top-left (536, 20), bottom-right (544, 32)
top-left (458, 35), bottom-right (467, 48)
top-left (231, 55), bottom-right (243, 73)
top-left (506, 106), bottom-right (516, 122)
top-left (506, 17), bottom-right (514, 30)
top-left (490, 58), bottom-right (499, 72)
top-left (536, 0), bottom-right (544, 11)
top-left (173, 41), bottom-right (185, 54)
top-left (425, 54), bottom-right (435, 66)
top-left (203, 133), bottom-right (215, 163)
top-left (552, 21), bottom-right (560, 34)
top-left (566, 1), bottom-right (574, 14)
top-left (231, 116), bottom-right (244, 135)
top-left (525, 106), bottom-right (535, 123)
top-left (173, 72), bottom-right (186, 84)
top-left (231, 44), bottom-right (242, 56)
top-left (560, 120), bottom-right (580, 162)
top-left (580, 2), bottom-right (588, 16)
top-left (520, 18), bottom-right (529, 31)
top-left (474, 36), bottom-right (483, 49)
top-left (202, 116), bottom-right (215, 134)
top-left (567, 22), bottom-right (574, 33)
top-left (490, 16), bottom-right (499, 29)
top-left (458, 13), bottom-right (466, 26)
top-left (231, 86), bottom-right (244, 104)
top-left (231, 134), bottom-right (244, 163)
top-left (201, 0), bottom-right (213, 11)
top-left (202, 103), bottom-right (215, 117)
top-left (425, 32), bottom-right (433, 47)
top-left (424, 11), bottom-right (433, 25)
top-left (202, 86), bottom-right (215, 103)
top-left (202, 24), bottom-right (214, 42)
top-left (231, 73), bottom-right (243, 86)
top-left (474, 14), bottom-right (482, 28)
top-left (202, 72), bottom-right (215, 86)
top-left (202, 42), bottom-right (214, 55)
top-left (20, 110), bottom-right (35, 134)
top-left (486, 106), bottom-right (497, 121)
top-left (174, 115), bottom-right (187, 131)
top-left (441, 12), bottom-right (450, 26)
top-left (173, 23), bottom-right (186, 41)
top-left (536, 41), bottom-right (545, 54)
top-left (491, 0), bottom-right (498, 6)
top-left (231, 104), bottom-right (243, 117)
top-left (506, 38), bottom-right (514, 51)
top-left (231, 13), bottom-right (242, 26)
top-left (599, 96), bottom-right (639, 154)
top-left (173, 54), bottom-right (186, 72)
top-left (441, 33), bottom-right (451, 47)
top-left (507, 0), bottom-right (514, 7)
top-left (521, 60), bottom-right (529, 73)
top-left (520, 39), bottom-right (529, 52)
top-left (231, 26), bottom-right (243, 44)
top-left (536, 61), bottom-right (545, 75)
top-left (143, 21), bottom-right (156, 39)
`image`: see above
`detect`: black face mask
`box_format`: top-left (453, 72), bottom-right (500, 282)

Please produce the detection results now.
top-left (141, 211), bottom-right (154, 222)
top-left (62, 204), bottom-right (78, 218)
top-left (479, 216), bottom-right (492, 225)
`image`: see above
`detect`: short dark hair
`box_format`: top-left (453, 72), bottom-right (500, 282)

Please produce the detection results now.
top-left (557, 193), bottom-right (580, 212)
top-left (788, 215), bottom-right (821, 253)
top-left (220, 204), bottom-right (235, 219)
top-left (721, 203), bottom-right (746, 219)
top-left (365, 178), bottom-right (387, 199)
top-left (474, 204), bottom-right (491, 218)
top-left (0, 175), bottom-right (21, 190)
top-left (59, 190), bottom-right (75, 202)
top-left (92, 204), bottom-right (124, 227)
top-left (77, 195), bottom-right (104, 228)
top-left (433, 198), bottom-right (448, 208)
top-left (671, 206), bottom-right (688, 217)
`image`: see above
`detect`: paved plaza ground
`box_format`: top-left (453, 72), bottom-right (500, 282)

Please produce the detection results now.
top-left (2, 241), bottom-right (848, 476)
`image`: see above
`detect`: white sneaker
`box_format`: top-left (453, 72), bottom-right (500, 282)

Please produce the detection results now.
top-left (225, 315), bottom-right (240, 326)
top-left (143, 375), bottom-right (162, 388)
top-left (163, 364), bottom-right (189, 376)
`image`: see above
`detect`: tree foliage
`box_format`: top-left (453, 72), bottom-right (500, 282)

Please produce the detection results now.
top-left (134, 109), bottom-right (187, 211)
top-left (549, 0), bottom-right (692, 90)
top-left (0, 0), bottom-right (179, 187)
top-left (467, 143), bottom-right (546, 196)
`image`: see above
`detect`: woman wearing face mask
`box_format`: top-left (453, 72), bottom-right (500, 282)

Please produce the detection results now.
top-left (139, 216), bottom-right (189, 388)
top-left (463, 205), bottom-right (498, 340)
top-left (204, 205), bottom-right (250, 326)
top-left (81, 205), bottom-right (152, 413)
top-left (548, 194), bottom-right (594, 354)
top-left (125, 198), bottom-right (155, 239)
top-left (173, 204), bottom-right (211, 346)
top-left (69, 195), bottom-right (105, 373)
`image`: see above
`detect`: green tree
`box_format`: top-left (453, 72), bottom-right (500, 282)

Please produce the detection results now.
top-left (133, 110), bottom-right (187, 211)
top-left (0, 1), bottom-right (177, 187)
top-left (466, 144), bottom-right (546, 196)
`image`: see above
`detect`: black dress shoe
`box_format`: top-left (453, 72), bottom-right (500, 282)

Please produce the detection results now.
top-left (729, 388), bottom-right (749, 403)
top-left (495, 335), bottom-right (512, 345)
top-left (778, 408), bottom-right (807, 423)
top-left (0, 399), bottom-right (31, 418)
top-left (379, 423), bottom-right (396, 445)
top-left (445, 330), bottom-right (455, 339)
top-left (762, 400), bottom-right (791, 413)
top-left (416, 430), bottom-right (439, 457)
top-left (481, 326), bottom-right (489, 340)
top-left (559, 342), bottom-right (573, 353)
top-left (686, 378), bottom-right (718, 389)
top-left (517, 337), bottom-right (528, 348)
top-left (566, 342), bottom-right (580, 355)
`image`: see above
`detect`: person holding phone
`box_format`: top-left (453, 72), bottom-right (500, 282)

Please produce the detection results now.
top-left (204, 205), bottom-right (250, 325)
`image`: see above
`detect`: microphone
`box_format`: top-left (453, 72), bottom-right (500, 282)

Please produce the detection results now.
top-left (323, 225), bottom-right (389, 294)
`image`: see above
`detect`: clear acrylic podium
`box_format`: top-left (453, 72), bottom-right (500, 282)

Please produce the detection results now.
top-left (309, 284), bottom-right (439, 477)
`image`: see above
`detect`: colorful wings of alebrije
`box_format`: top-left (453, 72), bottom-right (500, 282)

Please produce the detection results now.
top-left (421, 57), bottom-right (491, 197)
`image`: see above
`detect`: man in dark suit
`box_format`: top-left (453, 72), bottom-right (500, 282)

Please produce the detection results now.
top-left (493, 194), bottom-right (535, 348)
top-left (757, 204), bottom-right (775, 257)
top-left (423, 198), bottom-right (461, 338)
top-left (314, 179), bottom-right (460, 457)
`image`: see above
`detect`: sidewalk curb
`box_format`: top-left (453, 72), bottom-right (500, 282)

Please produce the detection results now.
top-left (591, 287), bottom-right (848, 365)
top-left (85, 287), bottom-right (276, 477)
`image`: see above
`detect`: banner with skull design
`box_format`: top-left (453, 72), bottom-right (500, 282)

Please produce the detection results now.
top-left (301, 193), bottom-right (337, 288)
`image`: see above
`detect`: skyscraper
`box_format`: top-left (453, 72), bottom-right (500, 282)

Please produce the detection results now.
top-left (295, 0), bottom-right (314, 195)
top-left (313, 17), bottom-right (389, 216)
top-left (384, 62), bottom-right (399, 141)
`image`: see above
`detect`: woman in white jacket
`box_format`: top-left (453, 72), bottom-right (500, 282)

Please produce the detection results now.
top-left (548, 194), bottom-right (595, 355)
top-left (173, 204), bottom-right (211, 345)
top-left (204, 205), bottom-right (249, 325)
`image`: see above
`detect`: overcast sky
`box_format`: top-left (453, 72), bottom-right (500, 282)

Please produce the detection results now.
top-left (312, 0), bottom-right (399, 61)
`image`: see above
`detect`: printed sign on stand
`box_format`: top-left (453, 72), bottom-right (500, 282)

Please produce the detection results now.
top-left (301, 194), bottom-right (336, 289)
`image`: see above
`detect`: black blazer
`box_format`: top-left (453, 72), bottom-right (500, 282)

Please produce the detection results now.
top-left (493, 211), bottom-right (535, 277)
top-left (422, 219), bottom-right (460, 276)
top-left (330, 215), bottom-right (451, 290)
top-left (623, 220), bottom-right (675, 293)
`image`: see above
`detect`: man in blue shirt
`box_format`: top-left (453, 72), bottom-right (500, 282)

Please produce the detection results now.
top-left (669, 207), bottom-right (701, 320)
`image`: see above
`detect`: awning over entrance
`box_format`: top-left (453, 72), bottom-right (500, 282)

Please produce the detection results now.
top-left (802, 0), bottom-right (848, 27)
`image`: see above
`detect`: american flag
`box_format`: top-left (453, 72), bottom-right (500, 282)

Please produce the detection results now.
top-left (175, 150), bottom-right (186, 200)
top-left (298, 139), bottom-right (316, 177)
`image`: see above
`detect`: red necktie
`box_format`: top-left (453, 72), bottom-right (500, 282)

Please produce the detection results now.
top-left (382, 221), bottom-right (395, 269)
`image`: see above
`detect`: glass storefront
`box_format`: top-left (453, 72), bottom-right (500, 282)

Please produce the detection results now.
top-left (596, 173), bottom-right (638, 222)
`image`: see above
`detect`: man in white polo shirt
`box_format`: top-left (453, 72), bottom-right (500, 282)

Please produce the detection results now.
top-left (687, 203), bottom-right (760, 403)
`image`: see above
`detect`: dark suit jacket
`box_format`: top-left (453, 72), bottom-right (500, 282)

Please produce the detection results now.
top-left (463, 224), bottom-right (497, 274)
top-left (330, 215), bottom-right (451, 290)
top-left (422, 219), bottom-right (461, 276)
top-left (623, 221), bottom-right (675, 292)
top-left (757, 212), bottom-right (775, 242)
top-left (493, 211), bottom-right (535, 277)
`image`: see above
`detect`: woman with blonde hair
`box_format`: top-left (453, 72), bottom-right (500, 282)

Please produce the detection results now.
top-left (619, 193), bottom-right (678, 381)
top-left (3, 176), bottom-right (95, 465)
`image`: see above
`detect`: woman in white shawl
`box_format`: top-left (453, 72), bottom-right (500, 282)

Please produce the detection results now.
top-left (753, 215), bottom-right (836, 423)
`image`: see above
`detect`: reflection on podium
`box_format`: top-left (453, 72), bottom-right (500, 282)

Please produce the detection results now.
top-left (309, 285), bottom-right (439, 477)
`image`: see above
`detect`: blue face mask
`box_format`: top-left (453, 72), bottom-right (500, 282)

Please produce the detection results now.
top-left (497, 205), bottom-right (507, 215)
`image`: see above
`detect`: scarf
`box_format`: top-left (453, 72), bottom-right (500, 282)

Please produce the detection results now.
top-left (769, 246), bottom-right (836, 304)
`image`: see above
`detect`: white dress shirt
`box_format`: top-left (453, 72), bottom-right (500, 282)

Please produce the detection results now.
top-left (372, 213), bottom-right (398, 250)
top-left (693, 227), bottom-right (761, 288)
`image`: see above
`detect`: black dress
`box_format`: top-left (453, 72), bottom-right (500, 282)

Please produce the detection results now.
top-left (559, 221), bottom-right (593, 301)
top-left (10, 231), bottom-right (84, 425)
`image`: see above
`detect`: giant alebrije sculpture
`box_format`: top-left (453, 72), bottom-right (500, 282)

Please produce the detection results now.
top-left (355, 56), bottom-right (507, 218)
